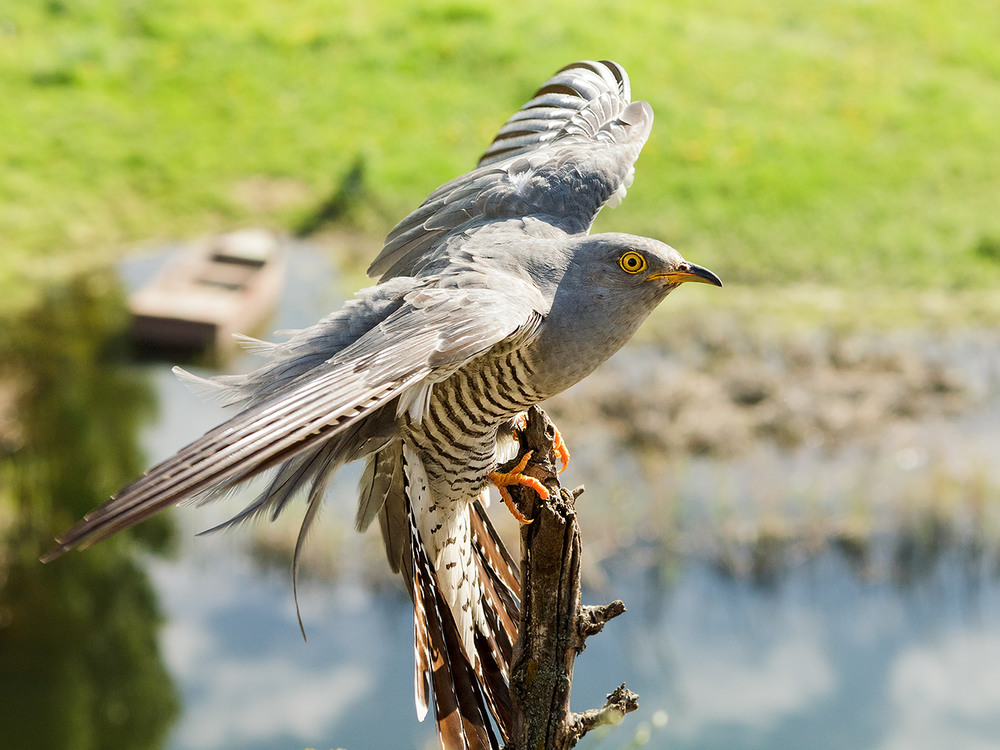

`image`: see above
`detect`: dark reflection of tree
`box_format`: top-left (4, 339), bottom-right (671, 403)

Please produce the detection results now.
top-left (0, 272), bottom-right (178, 750)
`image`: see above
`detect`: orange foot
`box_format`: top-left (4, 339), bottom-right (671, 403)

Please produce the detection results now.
top-left (510, 413), bottom-right (571, 474)
top-left (552, 424), bottom-right (571, 474)
top-left (488, 451), bottom-right (547, 525)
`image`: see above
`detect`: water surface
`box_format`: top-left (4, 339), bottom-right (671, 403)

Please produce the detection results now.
top-left (3, 242), bottom-right (999, 749)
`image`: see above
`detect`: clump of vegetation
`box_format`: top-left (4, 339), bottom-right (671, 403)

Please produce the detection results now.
top-left (974, 235), bottom-right (1000, 263)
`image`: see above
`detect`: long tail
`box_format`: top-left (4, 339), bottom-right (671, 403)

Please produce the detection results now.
top-left (377, 446), bottom-right (519, 749)
top-left (410, 502), bottom-right (499, 749)
top-left (468, 497), bottom-right (519, 737)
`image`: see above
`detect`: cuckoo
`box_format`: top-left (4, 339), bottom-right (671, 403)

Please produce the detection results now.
top-left (43, 60), bottom-right (721, 749)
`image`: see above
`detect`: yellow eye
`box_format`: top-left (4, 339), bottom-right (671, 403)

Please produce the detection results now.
top-left (619, 251), bottom-right (647, 274)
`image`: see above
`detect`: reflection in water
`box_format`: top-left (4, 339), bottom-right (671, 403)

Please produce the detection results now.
top-left (0, 273), bottom-right (177, 749)
top-left (147, 530), bottom-right (1000, 750)
top-left (585, 547), bottom-right (1000, 750)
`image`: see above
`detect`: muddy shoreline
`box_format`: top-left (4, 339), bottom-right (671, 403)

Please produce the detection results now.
top-left (546, 315), bottom-right (991, 459)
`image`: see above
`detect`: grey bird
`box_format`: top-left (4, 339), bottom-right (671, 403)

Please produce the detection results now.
top-left (42, 60), bottom-right (721, 749)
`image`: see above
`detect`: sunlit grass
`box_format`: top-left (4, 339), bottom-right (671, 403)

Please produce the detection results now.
top-left (2, 0), bottom-right (1000, 314)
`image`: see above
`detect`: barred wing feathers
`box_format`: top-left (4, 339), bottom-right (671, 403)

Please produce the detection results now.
top-left (42, 283), bottom-right (544, 562)
top-left (368, 60), bottom-right (653, 280)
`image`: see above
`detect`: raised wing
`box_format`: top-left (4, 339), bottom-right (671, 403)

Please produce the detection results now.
top-left (476, 59), bottom-right (632, 167)
top-left (42, 280), bottom-right (544, 561)
top-left (368, 60), bottom-right (654, 280)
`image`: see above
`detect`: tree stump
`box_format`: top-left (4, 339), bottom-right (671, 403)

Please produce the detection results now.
top-left (502, 406), bottom-right (638, 750)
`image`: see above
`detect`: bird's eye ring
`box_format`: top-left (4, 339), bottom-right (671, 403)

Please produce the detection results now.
top-left (619, 251), bottom-right (647, 274)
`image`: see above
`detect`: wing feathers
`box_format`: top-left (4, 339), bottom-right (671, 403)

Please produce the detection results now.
top-left (369, 60), bottom-right (650, 280)
top-left (44, 282), bottom-right (541, 562)
top-left (478, 59), bottom-right (631, 167)
top-left (41, 371), bottom-right (419, 560)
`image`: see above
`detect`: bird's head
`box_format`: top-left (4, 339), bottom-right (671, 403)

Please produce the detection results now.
top-left (569, 233), bottom-right (722, 303)
top-left (530, 233), bottom-right (722, 393)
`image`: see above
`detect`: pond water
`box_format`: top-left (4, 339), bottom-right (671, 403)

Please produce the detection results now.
top-left (2, 242), bottom-right (999, 749)
top-left (147, 530), bottom-right (1000, 750)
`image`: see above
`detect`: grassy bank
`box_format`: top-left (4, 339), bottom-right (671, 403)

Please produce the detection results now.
top-left (3, 0), bottom-right (1000, 315)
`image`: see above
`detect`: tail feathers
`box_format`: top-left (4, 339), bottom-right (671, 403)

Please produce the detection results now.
top-left (412, 533), bottom-right (433, 722)
top-left (468, 499), bottom-right (518, 736)
top-left (469, 497), bottom-right (520, 674)
top-left (403, 445), bottom-right (482, 666)
top-left (470, 494), bottom-right (521, 600)
top-left (474, 554), bottom-right (516, 679)
top-left (410, 501), bottom-right (499, 750)
top-left (381, 448), bottom-right (521, 747)
top-left (473, 627), bottom-right (514, 738)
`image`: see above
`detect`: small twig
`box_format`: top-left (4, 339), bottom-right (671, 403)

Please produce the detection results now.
top-left (566, 685), bottom-right (640, 743)
top-left (577, 600), bottom-right (627, 647)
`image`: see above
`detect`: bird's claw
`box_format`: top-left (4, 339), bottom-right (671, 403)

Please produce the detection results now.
top-left (552, 425), bottom-right (570, 474)
top-left (489, 450), bottom-right (547, 525)
top-left (510, 414), bottom-right (571, 474)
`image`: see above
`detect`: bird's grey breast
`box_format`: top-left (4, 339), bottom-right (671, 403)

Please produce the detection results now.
top-left (522, 255), bottom-right (667, 397)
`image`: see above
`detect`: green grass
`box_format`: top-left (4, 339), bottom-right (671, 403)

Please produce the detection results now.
top-left (3, 0), bottom-right (1000, 312)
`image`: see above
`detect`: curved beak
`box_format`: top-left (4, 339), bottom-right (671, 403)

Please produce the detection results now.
top-left (649, 262), bottom-right (723, 287)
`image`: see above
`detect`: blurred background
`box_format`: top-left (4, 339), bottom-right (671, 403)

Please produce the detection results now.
top-left (2, 1), bottom-right (1000, 748)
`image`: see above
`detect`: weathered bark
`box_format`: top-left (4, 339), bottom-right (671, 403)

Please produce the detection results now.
top-left (503, 406), bottom-right (638, 750)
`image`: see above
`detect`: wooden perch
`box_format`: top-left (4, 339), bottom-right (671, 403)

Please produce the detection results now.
top-left (502, 406), bottom-right (638, 750)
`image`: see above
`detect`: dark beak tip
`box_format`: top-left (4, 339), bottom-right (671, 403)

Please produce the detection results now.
top-left (688, 262), bottom-right (723, 288)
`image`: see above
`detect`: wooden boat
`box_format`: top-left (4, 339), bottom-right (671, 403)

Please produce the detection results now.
top-left (129, 229), bottom-right (287, 358)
